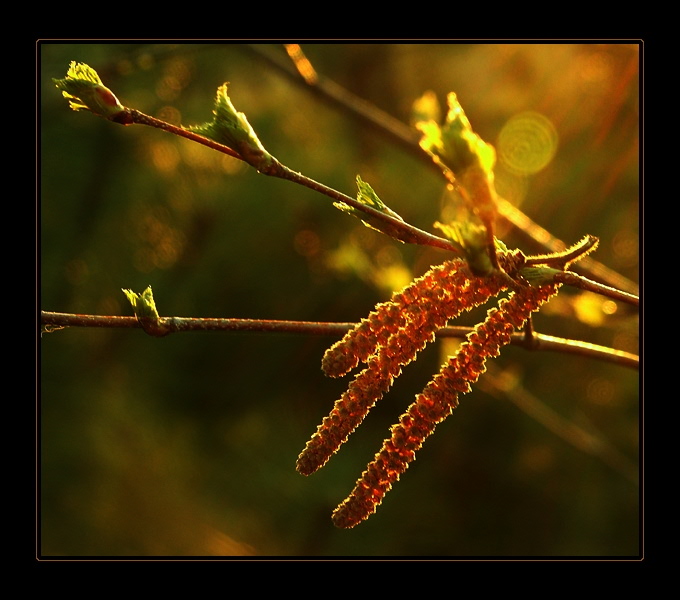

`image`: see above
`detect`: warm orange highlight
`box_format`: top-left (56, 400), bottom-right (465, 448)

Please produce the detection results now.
top-left (331, 282), bottom-right (560, 528)
top-left (297, 259), bottom-right (509, 477)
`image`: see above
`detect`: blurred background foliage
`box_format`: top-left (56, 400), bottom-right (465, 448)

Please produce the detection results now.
top-left (39, 42), bottom-right (639, 557)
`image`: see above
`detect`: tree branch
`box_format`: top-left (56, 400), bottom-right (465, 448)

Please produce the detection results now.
top-left (120, 107), bottom-right (639, 309)
top-left (244, 43), bottom-right (639, 297)
top-left (478, 363), bottom-right (638, 485)
top-left (40, 311), bottom-right (638, 370)
top-left (123, 108), bottom-right (464, 256)
top-left (552, 271), bottom-right (639, 307)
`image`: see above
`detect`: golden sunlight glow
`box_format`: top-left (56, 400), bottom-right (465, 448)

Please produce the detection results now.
top-left (293, 229), bottom-right (321, 258)
top-left (133, 210), bottom-right (186, 273)
top-left (572, 292), bottom-right (608, 327)
top-left (150, 140), bottom-right (181, 173)
top-left (411, 90), bottom-right (441, 127)
top-left (497, 111), bottom-right (558, 175)
top-left (586, 376), bottom-right (616, 406)
top-left (155, 58), bottom-right (193, 102)
top-left (284, 44), bottom-right (318, 85)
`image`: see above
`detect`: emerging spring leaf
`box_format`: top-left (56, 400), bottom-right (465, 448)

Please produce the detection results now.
top-left (188, 83), bottom-right (274, 171)
top-left (122, 286), bottom-right (160, 321)
top-left (411, 90), bottom-right (442, 128)
top-left (434, 220), bottom-right (495, 276)
top-left (53, 62), bottom-right (127, 121)
top-left (333, 176), bottom-right (408, 241)
top-left (417, 92), bottom-right (500, 268)
top-left (519, 265), bottom-right (564, 286)
top-left (417, 92), bottom-right (496, 177)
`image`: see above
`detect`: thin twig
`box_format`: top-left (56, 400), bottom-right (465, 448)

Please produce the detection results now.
top-left (244, 43), bottom-right (639, 296)
top-left (274, 163), bottom-right (460, 252)
top-left (479, 363), bottom-right (638, 485)
top-left (51, 56), bottom-right (638, 370)
top-left (121, 107), bottom-right (639, 308)
top-left (123, 108), bottom-right (463, 256)
top-left (126, 109), bottom-right (243, 160)
top-left (552, 271), bottom-right (639, 308)
top-left (40, 311), bottom-right (638, 370)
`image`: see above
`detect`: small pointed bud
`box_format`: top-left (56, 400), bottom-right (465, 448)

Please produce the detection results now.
top-left (188, 83), bottom-right (275, 172)
top-left (54, 62), bottom-right (129, 122)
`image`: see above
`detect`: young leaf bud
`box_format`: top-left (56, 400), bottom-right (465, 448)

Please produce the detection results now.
top-left (53, 62), bottom-right (128, 121)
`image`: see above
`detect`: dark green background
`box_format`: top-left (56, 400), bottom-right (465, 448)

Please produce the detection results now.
top-left (39, 42), bottom-right (639, 557)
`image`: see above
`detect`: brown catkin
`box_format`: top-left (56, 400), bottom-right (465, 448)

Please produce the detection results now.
top-left (296, 294), bottom-right (449, 476)
top-left (322, 259), bottom-right (476, 378)
top-left (331, 282), bottom-right (560, 528)
top-left (297, 263), bottom-right (510, 476)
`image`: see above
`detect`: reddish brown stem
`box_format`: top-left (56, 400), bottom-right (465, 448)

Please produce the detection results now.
top-left (123, 108), bottom-right (462, 256)
top-left (125, 108), bottom-right (243, 160)
top-left (41, 312), bottom-right (638, 369)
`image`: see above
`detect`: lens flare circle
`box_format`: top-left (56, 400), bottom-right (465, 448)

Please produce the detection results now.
top-left (497, 111), bottom-right (558, 175)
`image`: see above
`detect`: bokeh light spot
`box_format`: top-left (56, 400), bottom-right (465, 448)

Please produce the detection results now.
top-left (586, 377), bottom-right (616, 406)
top-left (572, 292), bottom-right (608, 327)
top-left (497, 111), bottom-right (558, 175)
top-left (602, 300), bottom-right (618, 316)
top-left (156, 105), bottom-right (182, 126)
top-left (150, 140), bottom-right (181, 174)
top-left (133, 209), bottom-right (186, 273)
top-left (293, 229), bottom-right (321, 258)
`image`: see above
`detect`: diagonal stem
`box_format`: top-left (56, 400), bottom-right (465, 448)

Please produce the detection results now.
top-left (245, 43), bottom-right (639, 296)
top-left (122, 107), bottom-right (463, 256)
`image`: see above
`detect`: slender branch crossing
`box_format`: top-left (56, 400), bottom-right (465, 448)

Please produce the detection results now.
top-left (40, 311), bottom-right (638, 370)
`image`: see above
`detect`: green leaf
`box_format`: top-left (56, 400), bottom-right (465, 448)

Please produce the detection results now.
top-left (519, 266), bottom-right (562, 286)
top-left (122, 286), bottom-right (160, 320)
top-left (411, 90), bottom-right (442, 127)
top-left (355, 175), bottom-right (404, 220)
top-left (53, 62), bottom-right (126, 120)
top-left (433, 220), bottom-right (495, 276)
top-left (188, 83), bottom-right (274, 171)
top-left (334, 176), bottom-right (407, 241)
top-left (417, 92), bottom-right (496, 176)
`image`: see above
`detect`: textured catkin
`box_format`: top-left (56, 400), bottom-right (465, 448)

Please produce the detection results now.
top-left (296, 297), bottom-right (450, 476)
top-left (297, 263), bottom-right (510, 477)
top-left (331, 282), bottom-right (560, 529)
top-left (322, 259), bottom-right (475, 378)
